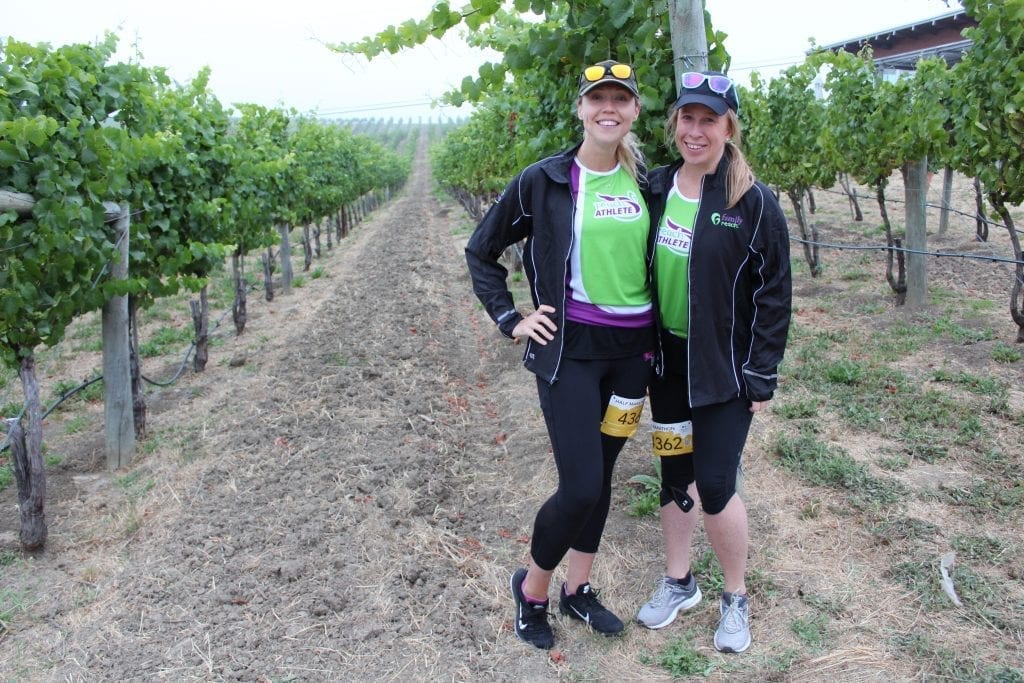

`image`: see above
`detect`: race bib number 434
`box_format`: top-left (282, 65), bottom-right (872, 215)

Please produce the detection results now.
top-left (600, 394), bottom-right (645, 438)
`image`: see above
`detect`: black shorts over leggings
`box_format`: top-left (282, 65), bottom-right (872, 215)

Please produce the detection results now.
top-left (648, 339), bottom-right (753, 516)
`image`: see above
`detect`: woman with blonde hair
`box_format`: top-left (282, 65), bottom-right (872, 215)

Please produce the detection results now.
top-left (636, 71), bottom-right (792, 654)
top-left (466, 60), bottom-right (654, 650)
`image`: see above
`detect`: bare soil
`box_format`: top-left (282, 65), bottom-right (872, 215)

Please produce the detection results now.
top-left (1, 138), bottom-right (1021, 682)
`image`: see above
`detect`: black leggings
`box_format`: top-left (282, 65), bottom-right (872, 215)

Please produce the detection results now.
top-left (649, 364), bottom-right (753, 516)
top-left (530, 354), bottom-right (651, 571)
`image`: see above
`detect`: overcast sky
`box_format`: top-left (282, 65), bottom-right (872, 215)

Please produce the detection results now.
top-left (4, 0), bottom-right (960, 122)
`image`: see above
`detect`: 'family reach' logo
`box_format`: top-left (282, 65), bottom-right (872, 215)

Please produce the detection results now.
top-left (594, 193), bottom-right (642, 221)
top-left (711, 212), bottom-right (743, 229)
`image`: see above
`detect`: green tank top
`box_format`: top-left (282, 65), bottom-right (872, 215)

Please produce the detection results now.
top-left (654, 185), bottom-right (699, 338)
top-left (569, 160), bottom-right (651, 315)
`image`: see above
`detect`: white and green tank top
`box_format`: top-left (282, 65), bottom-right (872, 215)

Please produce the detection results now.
top-left (654, 180), bottom-right (699, 338)
top-left (567, 159), bottom-right (651, 323)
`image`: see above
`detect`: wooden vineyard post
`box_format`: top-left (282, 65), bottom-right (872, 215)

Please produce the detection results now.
top-left (1, 192), bottom-right (135, 469)
top-left (904, 158), bottom-right (929, 308)
top-left (937, 167), bottom-right (954, 236)
top-left (102, 203), bottom-right (136, 469)
top-left (667, 0), bottom-right (708, 83)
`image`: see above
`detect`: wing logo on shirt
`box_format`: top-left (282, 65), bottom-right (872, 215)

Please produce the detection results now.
top-left (656, 216), bottom-right (693, 254)
top-left (593, 193), bottom-right (643, 221)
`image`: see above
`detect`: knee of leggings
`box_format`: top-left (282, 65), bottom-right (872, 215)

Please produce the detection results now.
top-left (560, 487), bottom-right (602, 521)
top-left (658, 485), bottom-right (672, 508)
top-left (659, 479), bottom-right (695, 513)
top-left (696, 481), bottom-right (735, 515)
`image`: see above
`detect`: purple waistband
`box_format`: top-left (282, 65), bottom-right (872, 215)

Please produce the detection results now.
top-left (565, 297), bottom-right (653, 328)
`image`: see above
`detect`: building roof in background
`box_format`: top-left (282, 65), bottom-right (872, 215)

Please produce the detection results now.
top-left (814, 9), bottom-right (977, 69)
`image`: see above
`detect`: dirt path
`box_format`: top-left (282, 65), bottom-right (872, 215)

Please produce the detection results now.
top-left (0, 133), bottom-right (562, 680)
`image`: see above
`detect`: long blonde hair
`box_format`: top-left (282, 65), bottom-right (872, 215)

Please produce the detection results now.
top-left (616, 131), bottom-right (645, 184)
top-left (665, 107), bottom-right (753, 208)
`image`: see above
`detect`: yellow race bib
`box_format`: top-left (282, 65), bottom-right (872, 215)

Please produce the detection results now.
top-left (600, 394), bottom-right (645, 438)
top-left (651, 420), bottom-right (693, 456)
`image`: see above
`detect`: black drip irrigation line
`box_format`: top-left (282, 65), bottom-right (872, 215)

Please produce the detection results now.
top-left (1, 375), bottom-right (104, 455)
top-left (1, 281), bottom-right (260, 455)
top-left (141, 340), bottom-right (197, 388)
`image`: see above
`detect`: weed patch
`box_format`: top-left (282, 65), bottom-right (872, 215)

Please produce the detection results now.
top-left (644, 632), bottom-right (715, 678)
top-left (139, 326), bottom-right (193, 358)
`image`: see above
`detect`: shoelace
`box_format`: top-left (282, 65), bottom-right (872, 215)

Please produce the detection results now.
top-left (521, 603), bottom-right (549, 630)
top-left (720, 599), bottom-right (747, 634)
top-left (572, 585), bottom-right (605, 610)
top-left (649, 578), bottom-right (673, 607)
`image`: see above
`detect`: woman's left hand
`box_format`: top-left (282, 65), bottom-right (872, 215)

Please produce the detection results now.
top-left (749, 400), bottom-right (770, 414)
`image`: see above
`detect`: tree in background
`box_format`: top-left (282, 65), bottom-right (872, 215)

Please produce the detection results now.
top-left (818, 49), bottom-right (911, 304)
top-left (336, 0), bottom-right (728, 170)
top-left (743, 62), bottom-right (836, 277)
top-left (954, 0), bottom-right (1024, 342)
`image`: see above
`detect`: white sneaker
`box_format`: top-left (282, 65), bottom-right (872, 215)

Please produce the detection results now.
top-left (637, 575), bottom-right (702, 629)
top-left (714, 592), bottom-right (751, 653)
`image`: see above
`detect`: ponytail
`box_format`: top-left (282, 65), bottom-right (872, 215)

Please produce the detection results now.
top-left (722, 111), bottom-right (754, 209)
top-left (616, 131), bottom-right (645, 185)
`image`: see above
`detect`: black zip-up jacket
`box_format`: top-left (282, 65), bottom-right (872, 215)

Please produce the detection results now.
top-left (465, 145), bottom-right (579, 384)
top-left (465, 144), bottom-right (649, 384)
top-left (647, 153), bottom-right (791, 407)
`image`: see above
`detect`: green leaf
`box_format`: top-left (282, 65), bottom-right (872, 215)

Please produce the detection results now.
top-left (0, 141), bottom-right (20, 164)
top-left (609, 0), bottom-right (633, 29)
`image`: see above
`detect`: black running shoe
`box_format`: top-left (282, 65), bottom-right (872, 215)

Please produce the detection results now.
top-left (558, 582), bottom-right (625, 635)
top-left (509, 568), bottom-right (554, 649)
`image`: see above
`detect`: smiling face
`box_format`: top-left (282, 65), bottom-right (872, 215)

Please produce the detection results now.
top-left (674, 102), bottom-right (733, 174)
top-left (576, 83), bottom-right (640, 147)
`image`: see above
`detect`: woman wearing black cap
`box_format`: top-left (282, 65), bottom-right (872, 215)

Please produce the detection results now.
top-left (635, 71), bottom-right (792, 654)
top-left (465, 60), bottom-right (653, 650)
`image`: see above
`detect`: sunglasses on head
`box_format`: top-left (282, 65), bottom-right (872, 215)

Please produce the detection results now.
top-left (583, 63), bottom-right (633, 82)
top-left (680, 72), bottom-right (734, 95)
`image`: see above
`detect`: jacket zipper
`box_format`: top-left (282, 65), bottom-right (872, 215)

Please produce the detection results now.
top-left (684, 173), bottom-right (706, 408)
top-left (549, 194), bottom-right (574, 384)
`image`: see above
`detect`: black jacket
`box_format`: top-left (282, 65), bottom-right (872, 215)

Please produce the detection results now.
top-left (466, 144), bottom-right (650, 384)
top-left (647, 153), bottom-right (792, 407)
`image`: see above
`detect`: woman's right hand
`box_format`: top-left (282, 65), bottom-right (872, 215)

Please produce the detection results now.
top-left (512, 304), bottom-right (558, 345)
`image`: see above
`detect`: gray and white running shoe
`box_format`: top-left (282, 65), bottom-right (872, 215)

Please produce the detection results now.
top-left (637, 574), bottom-right (702, 629)
top-left (714, 592), bottom-right (751, 653)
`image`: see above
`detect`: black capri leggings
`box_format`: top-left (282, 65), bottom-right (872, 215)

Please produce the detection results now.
top-left (530, 354), bottom-right (651, 571)
top-left (649, 363), bottom-right (753, 516)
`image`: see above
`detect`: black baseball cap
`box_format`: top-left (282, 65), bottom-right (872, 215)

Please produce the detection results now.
top-left (578, 60), bottom-right (640, 98)
top-left (673, 71), bottom-right (739, 115)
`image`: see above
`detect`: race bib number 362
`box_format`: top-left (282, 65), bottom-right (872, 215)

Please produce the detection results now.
top-left (652, 420), bottom-right (693, 456)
